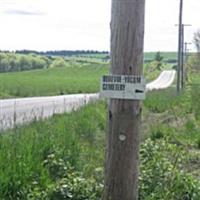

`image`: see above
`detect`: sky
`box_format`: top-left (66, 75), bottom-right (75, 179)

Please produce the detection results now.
top-left (0, 0), bottom-right (199, 52)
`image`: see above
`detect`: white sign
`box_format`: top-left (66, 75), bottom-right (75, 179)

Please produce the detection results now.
top-left (100, 75), bottom-right (146, 100)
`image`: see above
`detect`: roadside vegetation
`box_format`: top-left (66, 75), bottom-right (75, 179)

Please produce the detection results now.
top-left (0, 102), bottom-right (106, 199)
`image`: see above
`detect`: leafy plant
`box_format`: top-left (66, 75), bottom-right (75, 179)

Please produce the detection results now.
top-left (139, 139), bottom-right (200, 200)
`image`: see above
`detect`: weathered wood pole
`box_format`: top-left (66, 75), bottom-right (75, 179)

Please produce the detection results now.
top-left (181, 24), bottom-right (184, 89)
top-left (102, 0), bottom-right (145, 200)
top-left (177, 0), bottom-right (183, 93)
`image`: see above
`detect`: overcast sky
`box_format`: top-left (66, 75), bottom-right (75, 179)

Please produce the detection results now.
top-left (0, 0), bottom-right (199, 52)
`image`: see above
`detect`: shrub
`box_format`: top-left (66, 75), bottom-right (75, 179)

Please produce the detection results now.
top-left (139, 139), bottom-right (200, 200)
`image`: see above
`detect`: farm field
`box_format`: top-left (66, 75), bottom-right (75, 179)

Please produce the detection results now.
top-left (144, 52), bottom-right (177, 62)
top-left (78, 51), bottom-right (178, 62)
top-left (0, 72), bottom-right (200, 199)
top-left (0, 52), bottom-right (177, 99)
top-left (0, 62), bottom-right (108, 99)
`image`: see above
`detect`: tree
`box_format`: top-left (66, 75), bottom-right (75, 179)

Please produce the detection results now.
top-left (154, 52), bottom-right (163, 62)
top-left (154, 51), bottom-right (163, 70)
top-left (50, 57), bottom-right (68, 68)
top-left (19, 55), bottom-right (32, 71)
top-left (194, 30), bottom-right (200, 53)
top-left (191, 30), bottom-right (200, 72)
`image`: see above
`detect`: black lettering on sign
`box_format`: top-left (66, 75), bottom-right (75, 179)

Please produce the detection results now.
top-left (120, 84), bottom-right (125, 91)
top-left (102, 84), bottom-right (115, 90)
top-left (124, 76), bottom-right (141, 84)
top-left (113, 76), bottom-right (121, 83)
top-left (103, 76), bottom-right (112, 82)
top-left (103, 84), bottom-right (107, 90)
top-left (114, 84), bottom-right (125, 91)
top-left (137, 77), bottom-right (141, 83)
top-left (103, 76), bottom-right (122, 83)
top-left (103, 84), bottom-right (125, 91)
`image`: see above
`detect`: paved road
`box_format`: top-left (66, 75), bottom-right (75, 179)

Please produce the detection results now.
top-left (0, 70), bottom-right (175, 131)
top-left (146, 70), bottom-right (176, 91)
top-left (0, 94), bottom-right (99, 130)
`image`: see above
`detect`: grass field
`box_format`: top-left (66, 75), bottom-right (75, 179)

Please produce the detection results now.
top-left (0, 63), bottom-right (108, 98)
top-left (0, 52), bottom-right (177, 99)
top-left (0, 71), bottom-right (200, 199)
top-left (144, 52), bottom-right (177, 61)
top-left (76, 52), bottom-right (178, 62)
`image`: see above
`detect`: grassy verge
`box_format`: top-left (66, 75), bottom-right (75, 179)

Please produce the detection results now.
top-left (0, 101), bottom-right (106, 199)
top-left (1, 83), bottom-right (200, 199)
top-left (1, 69), bottom-right (200, 199)
top-left (139, 74), bottom-right (200, 199)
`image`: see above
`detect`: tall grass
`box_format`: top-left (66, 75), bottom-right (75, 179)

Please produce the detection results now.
top-left (1, 71), bottom-right (200, 199)
top-left (0, 102), bottom-right (106, 199)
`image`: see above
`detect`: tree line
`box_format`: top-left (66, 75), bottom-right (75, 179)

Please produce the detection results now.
top-left (0, 53), bottom-right (52, 73)
top-left (14, 50), bottom-right (109, 57)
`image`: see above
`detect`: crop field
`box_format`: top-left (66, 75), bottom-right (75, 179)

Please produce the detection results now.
top-left (0, 71), bottom-right (200, 199)
top-left (0, 62), bottom-right (108, 98)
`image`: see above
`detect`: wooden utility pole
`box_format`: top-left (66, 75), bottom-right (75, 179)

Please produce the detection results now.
top-left (184, 42), bottom-right (192, 60)
top-left (177, 0), bottom-right (183, 93)
top-left (181, 24), bottom-right (184, 89)
top-left (181, 25), bottom-right (191, 88)
top-left (102, 0), bottom-right (145, 200)
top-left (184, 42), bottom-right (191, 82)
top-left (176, 23), bottom-right (191, 89)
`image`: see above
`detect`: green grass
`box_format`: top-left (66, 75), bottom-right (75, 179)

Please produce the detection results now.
top-left (76, 52), bottom-right (178, 62)
top-left (0, 57), bottom-right (164, 99)
top-left (144, 52), bottom-right (177, 62)
top-left (0, 63), bottom-right (108, 98)
top-left (1, 54), bottom-right (200, 199)
top-left (0, 52), bottom-right (178, 99)
top-left (1, 71), bottom-right (200, 198)
top-left (0, 101), bottom-right (106, 199)
top-left (142, 75), bottom-right (200, 157)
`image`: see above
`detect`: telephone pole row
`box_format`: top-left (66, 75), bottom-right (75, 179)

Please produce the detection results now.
top-left (181, 24), bottom-right (191, 88)
top-left (176, 0), bottom-right (191, 92)
top-left (177, 0), bottom-right (183, 93)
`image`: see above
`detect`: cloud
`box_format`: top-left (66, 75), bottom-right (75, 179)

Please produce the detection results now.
top-left (4, 9), bottom-right (45, 16)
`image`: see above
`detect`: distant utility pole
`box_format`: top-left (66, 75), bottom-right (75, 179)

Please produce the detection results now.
top-left (175, 24), bottom-right (192, 89)
top-left (177, 0), bottom-right (183, 93)
top-left (102, 0), bottom-right (145, 199)
top-left (184, 42), bottom-right (192, 82)
top-left (181, 25), bottom-right (184, 89)
top-left (184, 42), bottom-right (192, 59)
top-left (176, 0), bottom-right (191, 91)
top-left (181, 24), bottom-right (191, 88)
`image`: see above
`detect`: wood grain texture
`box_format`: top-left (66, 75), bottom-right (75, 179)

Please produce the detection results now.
top-left (102, 0), bottom-right (145, 199)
